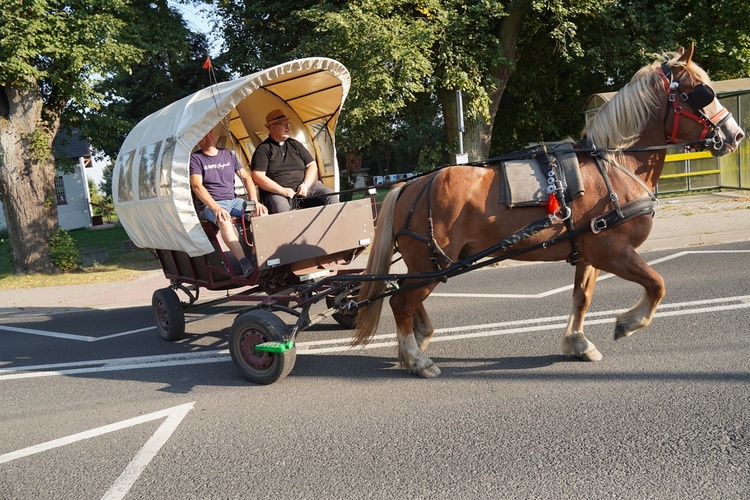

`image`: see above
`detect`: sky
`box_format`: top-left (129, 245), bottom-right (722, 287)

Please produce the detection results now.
top-left (88, 1), bottom-right (218, 186)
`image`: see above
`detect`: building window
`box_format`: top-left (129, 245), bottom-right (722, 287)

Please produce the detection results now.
top-left (55, 176), bottom-right (67, 205)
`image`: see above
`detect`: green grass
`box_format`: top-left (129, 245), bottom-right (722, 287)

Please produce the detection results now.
top-left (0, 224), bottom-right (161, 290)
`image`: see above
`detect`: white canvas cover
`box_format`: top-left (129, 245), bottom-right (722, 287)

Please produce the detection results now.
top-left (113, 57), bottom-right (350, 256)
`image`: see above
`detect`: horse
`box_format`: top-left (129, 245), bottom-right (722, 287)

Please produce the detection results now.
top-left (353, 45), bottom-right (745, 378)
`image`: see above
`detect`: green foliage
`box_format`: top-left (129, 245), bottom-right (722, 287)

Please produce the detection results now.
top-left (78, 0), bottom-right (750, 176)
top-left (98, 162), bottom-right (114, 200)
top-left (27, 128), bottom-right (51, 162)
top-left (0, 0), bottom-right (143, 109)
top-left (0, 225), bottom-right (160, 286)
top-left (49, 228), bottom-right (81, 272)
top-left (492, 0), bottom-right (750, 153)
top-left (88, 177), bottom-right (103, 204)
top-left (72, 2), bottom-right (225, 160)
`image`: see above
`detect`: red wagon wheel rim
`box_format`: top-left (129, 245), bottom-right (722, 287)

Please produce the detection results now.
top-left (239, 330), bottom-right (272, 369)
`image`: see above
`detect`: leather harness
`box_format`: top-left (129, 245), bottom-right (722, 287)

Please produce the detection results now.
top-left (393, 144), bottom-right (658, 270)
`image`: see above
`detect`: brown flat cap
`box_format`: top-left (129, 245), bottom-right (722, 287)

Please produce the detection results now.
top-left (265, 109), bottom-right (288, 127)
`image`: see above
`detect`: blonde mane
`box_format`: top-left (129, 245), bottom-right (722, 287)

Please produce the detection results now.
top-left (582, 52), bottom-right (710, 151)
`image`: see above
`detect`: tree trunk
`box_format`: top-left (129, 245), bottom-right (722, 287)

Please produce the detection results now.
top-left (0, 82), bottom-right (60, 274)
top-left (439, 2), bottom-right (529, 163)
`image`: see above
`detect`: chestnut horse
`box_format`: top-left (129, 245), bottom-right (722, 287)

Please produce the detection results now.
top-left (354, 46), bottom-right (745, 378)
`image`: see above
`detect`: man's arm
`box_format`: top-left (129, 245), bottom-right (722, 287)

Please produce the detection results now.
top-left (190, 174), bottom-right (231, 222)
top-left (237, 168), bottom-right (268, 215)
top-left (296, 161), bottom-right (319, 197)
top-left (251, 170), bottom-right (296, 199)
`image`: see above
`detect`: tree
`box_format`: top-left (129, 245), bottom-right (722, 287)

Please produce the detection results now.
top-left (99, 162), bottom-right (114, 202)
top-left (76, 1), bottom-right (226, 161)
top-left (212, 1), bottom-right (611, 164)
top-left (0, 0), bottom-right (140, 273)
top-left (492, 0), bottom-right (750, 153)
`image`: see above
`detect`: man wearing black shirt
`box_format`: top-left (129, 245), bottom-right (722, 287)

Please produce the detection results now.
top-left (251, 109), bottom-right (338, 213)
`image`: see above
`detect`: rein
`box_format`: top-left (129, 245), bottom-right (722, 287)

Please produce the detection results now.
top-left (347, 196), bottom-right (657, 309)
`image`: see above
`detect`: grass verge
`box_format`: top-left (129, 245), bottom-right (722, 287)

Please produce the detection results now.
top-left (0, 224), bottom-right (161, 290)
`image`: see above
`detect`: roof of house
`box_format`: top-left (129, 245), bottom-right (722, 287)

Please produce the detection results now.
top-left (52, 129), bottom-right (91, 160)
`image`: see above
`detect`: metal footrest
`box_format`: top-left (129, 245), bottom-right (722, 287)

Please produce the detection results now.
top-left (255, 341), bottom-right (295, 353)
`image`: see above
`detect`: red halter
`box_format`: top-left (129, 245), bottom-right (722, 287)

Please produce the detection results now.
top-left (660, 64), bottom-right (725, 149)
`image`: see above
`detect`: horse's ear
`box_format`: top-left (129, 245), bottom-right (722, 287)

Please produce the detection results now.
top-left (677, 43), bottom-right (695, 66)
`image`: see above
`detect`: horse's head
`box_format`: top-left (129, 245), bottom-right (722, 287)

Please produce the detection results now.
top-left (660, 45), bottom-right (745, 156)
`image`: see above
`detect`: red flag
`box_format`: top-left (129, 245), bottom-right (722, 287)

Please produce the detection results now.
top-left (202, 57), bottom-right (212, 70)
top-left (547, 193), bottom-right (559, 215)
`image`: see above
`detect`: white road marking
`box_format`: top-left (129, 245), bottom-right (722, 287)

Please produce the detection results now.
top-left (0, 324), bottom-right (154, 342)
top-left (0, 307), bottom-right (243, 341)
top-left (0, 402), bottom-right (193, 499)
top-left (0, 351), bottom-right (229, 381)
top-left (1, 295), bottom-right (748, 380)
top-left (3, 250), bottom-right (747, 341)
top-left (100, 403), bottom-right (194, 500)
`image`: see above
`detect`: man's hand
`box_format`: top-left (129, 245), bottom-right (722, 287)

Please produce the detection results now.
top-left (296, 182), bottom-right (309, 197)
top-left (213, 206), bottom-right (231, 222)
top-left (253, 202), bottom-right (268, 216)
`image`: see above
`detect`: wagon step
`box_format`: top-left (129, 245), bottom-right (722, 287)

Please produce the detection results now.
top-left (255, 340), bottom-right (295, 353)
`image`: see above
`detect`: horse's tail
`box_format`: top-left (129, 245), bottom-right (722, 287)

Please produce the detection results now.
top-left (353, 185), bottom-right (402, 346)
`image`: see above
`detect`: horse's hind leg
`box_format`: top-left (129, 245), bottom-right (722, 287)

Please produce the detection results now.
top-left (390, 289), bottom-right (441, 378)
top-left (412, 303), bottom-right (435, 352)
top-left (562, 262), bottom-right (603, 361)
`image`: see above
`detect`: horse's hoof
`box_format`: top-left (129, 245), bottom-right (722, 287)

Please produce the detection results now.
top-left (415, 364), bottom-right (441, 378)
top-left (578, 347), bottom-right (603, 362)
top-left (412, 357), bottom-right (441, 378)
top-left (614, 323), bottom-right (632, 340)
top-left (563, 332), bottom-right (603, 361)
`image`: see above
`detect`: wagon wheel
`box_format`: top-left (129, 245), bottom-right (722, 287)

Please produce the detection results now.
top-left (325, 284), bottom-right (361, 329)
top-left (229, 310), bottom-right (296, 385)
top-left (152, 287), bottom-right (186, 341)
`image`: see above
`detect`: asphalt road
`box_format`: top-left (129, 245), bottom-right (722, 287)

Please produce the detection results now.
top-left (1, 241), bottom-right (749, 499)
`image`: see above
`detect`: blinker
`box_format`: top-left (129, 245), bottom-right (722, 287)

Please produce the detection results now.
top-left (684, 84), bottom-right (715, 110)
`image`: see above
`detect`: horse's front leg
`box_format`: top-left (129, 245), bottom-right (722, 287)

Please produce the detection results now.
top-left (562, 261), bottom-right (603, 361)
top-left (390, 290), bottom-right (441, 378)
top-left (609, 252), bottom-right (666, 339)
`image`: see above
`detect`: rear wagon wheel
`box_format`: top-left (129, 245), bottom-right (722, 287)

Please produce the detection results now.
top-left (326, 284), bottom-right (361, 329)
top-left (229, 310), bottom-right (296, 384)
top-left (152, 287), bottom-right (185, 341)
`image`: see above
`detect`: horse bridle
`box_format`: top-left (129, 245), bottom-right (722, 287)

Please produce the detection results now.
top-left (660, 63), bottom-right (732, 151)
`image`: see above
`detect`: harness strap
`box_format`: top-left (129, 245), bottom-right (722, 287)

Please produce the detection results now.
top-left (590, 153), bottom-right (624, 219)
top-left (396, 174), bottom-right (455, 271)
top-left (589, 197), bottom-right (657, 234)
top-left (538, 150), bottom-right (580, 265)
top-left (603, 157), bottom-right (658, 202)
top-left (351, 196), bottom-right (657, 308)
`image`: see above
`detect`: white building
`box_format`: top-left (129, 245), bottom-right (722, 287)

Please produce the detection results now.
top-left (0, 130), bottom-right (95, 231)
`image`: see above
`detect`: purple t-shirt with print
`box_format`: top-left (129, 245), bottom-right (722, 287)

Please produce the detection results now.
top-left (189, 148), bottom-right (240, 209)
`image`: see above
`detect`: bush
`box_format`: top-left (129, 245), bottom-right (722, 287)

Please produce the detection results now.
top-left (49, 228), bottom-right (81, 271)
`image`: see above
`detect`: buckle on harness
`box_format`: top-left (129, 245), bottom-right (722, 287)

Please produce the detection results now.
top-left (591, 217), bottom-right (608, 234)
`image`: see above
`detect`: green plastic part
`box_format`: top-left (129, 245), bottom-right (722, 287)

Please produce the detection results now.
top-left (255, 340), bottom-right (295, 353)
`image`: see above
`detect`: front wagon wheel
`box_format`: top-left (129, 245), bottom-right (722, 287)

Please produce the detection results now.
top-left (229, 310), bottom-right (296, 385)
top-left (152, 287), bottom-right (185, 341)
